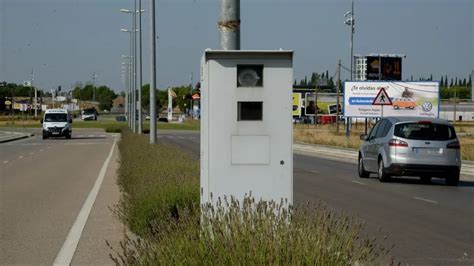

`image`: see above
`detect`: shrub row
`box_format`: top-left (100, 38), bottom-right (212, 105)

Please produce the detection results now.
top-left (114, 128), bottom-right (389, 264)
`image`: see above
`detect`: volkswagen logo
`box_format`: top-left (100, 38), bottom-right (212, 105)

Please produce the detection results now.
top-left (421, 102), bottom-right (433, 112)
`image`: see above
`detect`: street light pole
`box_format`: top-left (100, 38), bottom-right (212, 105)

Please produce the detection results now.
top-left (344, 0), bottom-right (355, 138)
top-left (137, 0), bottom-right (143, 134)
top-left (149, 0), bottom-right (157, 144)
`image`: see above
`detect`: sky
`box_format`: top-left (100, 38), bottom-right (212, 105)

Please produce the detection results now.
top-left (1, 0), bottom-right (472, 93)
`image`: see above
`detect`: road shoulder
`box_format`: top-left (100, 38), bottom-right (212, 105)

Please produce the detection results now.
top-left (71, 137), bottom-right (125, 265)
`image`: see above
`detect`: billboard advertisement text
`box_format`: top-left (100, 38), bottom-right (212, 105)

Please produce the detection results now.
top-left (344, 81), bottom-right (439, 118)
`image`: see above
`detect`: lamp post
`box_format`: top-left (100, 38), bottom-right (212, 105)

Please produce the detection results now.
top-left (344, 0), bottom-right (355, 138)
top-left (149, 0), bottom-right (157, 144)
top-left (121, 28), bottom-right (135, 130)
top-left (121, 6), bottom-right (144, 133)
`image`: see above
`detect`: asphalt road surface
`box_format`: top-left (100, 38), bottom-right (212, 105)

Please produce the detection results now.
top-left (160, 130), bottom-right (474, 265)
top-left (0, 128), bottom-right (119, 265)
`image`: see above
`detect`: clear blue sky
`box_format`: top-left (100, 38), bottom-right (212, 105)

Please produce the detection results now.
top-left (1, 0), bottom-right (472, 92)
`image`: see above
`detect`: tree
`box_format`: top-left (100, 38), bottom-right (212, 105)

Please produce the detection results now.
top-left (444, 75), bottom-right (448, 87)
top-left (450, 78), bottom-right (454, 87)
top-left (462, 78), bottom-right (467, 87)
top-left (429, 74), bottom-right (433, 81)
top-left (468, 75), bottom-right (472, 88)
top-left (440, 76), bottom-right (444, 88)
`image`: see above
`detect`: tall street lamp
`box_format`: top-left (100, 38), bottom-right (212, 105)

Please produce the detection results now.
top-left (121, 28), bottom-right (135, 130)
top-left (149, 0), bottom-right (157, 144)
top-left (121, 6), bottom-right (144, 133)
top-left (344, 0), bottom-right (355, 137)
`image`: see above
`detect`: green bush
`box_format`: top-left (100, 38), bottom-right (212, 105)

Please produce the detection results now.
top-left (113, 128), bottom-right (390, 264)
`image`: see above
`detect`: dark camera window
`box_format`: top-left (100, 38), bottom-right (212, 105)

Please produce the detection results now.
top-left (237, 65), bottom-right (263, 87)
top-left (238, 102), bottom-right (263, 121)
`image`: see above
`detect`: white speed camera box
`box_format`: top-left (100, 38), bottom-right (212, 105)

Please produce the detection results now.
top-left (200, 50), bottom-right (294, 205)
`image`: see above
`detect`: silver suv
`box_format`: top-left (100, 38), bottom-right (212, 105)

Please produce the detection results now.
top-left (358, 117), bottom-right (461, 185)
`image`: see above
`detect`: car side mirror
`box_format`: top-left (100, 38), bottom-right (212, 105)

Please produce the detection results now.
top-left (40, 119), bottom-right (43, 124)
top-left (360, 134), bottom-right (368, 141)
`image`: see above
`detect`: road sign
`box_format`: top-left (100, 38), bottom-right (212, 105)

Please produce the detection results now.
top-left (4, 100), bottom-right (11, 105)
top-left (372, 88), bottom-right (392, 105)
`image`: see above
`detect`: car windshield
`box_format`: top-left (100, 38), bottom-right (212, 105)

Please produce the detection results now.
top-left (45, 113), bottom-right (68, 122)
top-left (83, 109), bottom-right (95, 115)
top-left (394, 122), bottom-right (456, 141)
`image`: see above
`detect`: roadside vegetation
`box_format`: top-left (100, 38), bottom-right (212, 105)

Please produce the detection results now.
top-left (0, 116), bottom-right (200, 133)
top-left (112, 129), bottom-right (390, 264)
top-left (294, 123), bottom-right (474, 161)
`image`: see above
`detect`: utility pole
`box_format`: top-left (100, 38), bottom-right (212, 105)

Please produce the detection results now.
top-left (219, 0), bottom-right (240, 50)
top-left (344, 0), bottom-right (355, 138)
top-left (31, 69), bottom-right (38, 119)
top-left (453, 87), bottom-right (457, 122)
top-left (132, 0), bottom-right (137, 133)
top-left (149, 0), bottom-right (157, 144)
top-left (190, 72), bottom-right (193, 119)
top-left (92, 72), bottom-right (97, 102)
top-left (137, 0), bottom-right (143, 134)
top-left (336, 60), bottom-right (341, 134)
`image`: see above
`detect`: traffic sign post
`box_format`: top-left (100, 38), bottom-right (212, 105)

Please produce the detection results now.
top-left (372, 87), bottom-right (392, 118)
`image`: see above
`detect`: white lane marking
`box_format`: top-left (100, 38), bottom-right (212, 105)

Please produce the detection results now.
top-left (178, 136), bottom-right (185, 139)
top-left (77, 135), bottom-right (85, 138)
top-left (18, 156), bottom-right (24, 159)
top-left (53, 137), bottom-right (117, 265)
top-left (40, 149), bottom-right (44, 152)
top-left (166, 136), bottom-right (174, 139)
top-left (99, 135), bottom-right (106, 138)
top-left (3, 161), bottom-right (8, 164)
top-left (352, 180), bottom-right (366, 186)
top-left (64, 143), bottom-right (110, 146)
top-left (88, 135), bottom-right (94, 138)
top-left (29, 152), bottom-right (34, 155)
top-left (309, 170), bottom-right (319, 174)
top-left (413, 196), bottom-right (438, 204)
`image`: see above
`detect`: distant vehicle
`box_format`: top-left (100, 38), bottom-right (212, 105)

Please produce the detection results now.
top-left (392, 97), bottom-right (416, 110)
top-left (81, 108), bottom-right (97, 121)
top-left (116, 116), bottom-right (126, 122)
top-left (358, 117), bottom-right (461, 185)
top-left (41, 109), bottom-right (73, 139)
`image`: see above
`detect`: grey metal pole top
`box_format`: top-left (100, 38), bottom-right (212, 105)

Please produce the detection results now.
top-left (218, 0), bottom-right (240, 50)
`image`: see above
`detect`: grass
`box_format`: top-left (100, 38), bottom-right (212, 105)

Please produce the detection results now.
top-left (0, 117), bottom-right (200, 132)
top-left (112, 128), bottom-right (390, 264)
top-left (294, 123), bottom-right (474, 161)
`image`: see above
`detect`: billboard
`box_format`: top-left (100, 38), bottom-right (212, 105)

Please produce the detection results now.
top-left (304, 93), bottom-right (317, 116)
top-left (292, 93), bottom-right (302, 117)
top-left (344, 81), bottom-right (439, 118)
top-left (366, 56), bottom-right (402, 81)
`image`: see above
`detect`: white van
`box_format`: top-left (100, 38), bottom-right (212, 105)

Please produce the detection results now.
top-left (41, 109), bottom-right (73, 139)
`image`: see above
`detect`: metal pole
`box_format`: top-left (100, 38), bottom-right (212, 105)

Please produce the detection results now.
top-left (129, 34), bottom-right (133, 129)
top-left (453, 87), bottom-right (457, 122)
top-left (92, 72), bottom-right (96, 102)
top-left (336, 60), bottom-right (341, 134)
top-left (132, 0), bottom-right (137, 133)
top-left (149, 0), bottom-right (157, 144)
top-left (137, 0), bottom-right (143, 134)
top-left (346, 0), bottom-right (354, 138)
top-left (219, 0), bottom-right (240, 50)
top-left (32, 69), bottom-right (38, 119)
top-left (190, 72), bottom-right (193, 119)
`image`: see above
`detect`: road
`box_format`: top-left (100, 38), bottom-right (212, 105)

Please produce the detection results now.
top-left (0, 128), bottom-right (121, 265)
top-left (160, 130), bottom-right (474, 265)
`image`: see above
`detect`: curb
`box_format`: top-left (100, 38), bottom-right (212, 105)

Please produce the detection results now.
top-left (293, 142), bottom-right (474, 180)
top-left (0, 132), bottom-right (34, 143)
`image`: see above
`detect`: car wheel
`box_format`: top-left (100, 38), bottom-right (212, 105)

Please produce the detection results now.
top-left (42, 134), bottom-right (49, 140)
top-left (66, 134), bottom-right (71, 139)
top-left (358, 155), bottom-right (370, 178)
top-left (378, 158), bottom-right (391, 182)
top-left (420, 176), bottom-right (431, 184)
top-left (445, 173), bottom-right (460, 186)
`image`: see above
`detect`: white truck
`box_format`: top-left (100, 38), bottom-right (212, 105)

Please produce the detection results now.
top-left (41, 109), bottom-right (73, 139)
